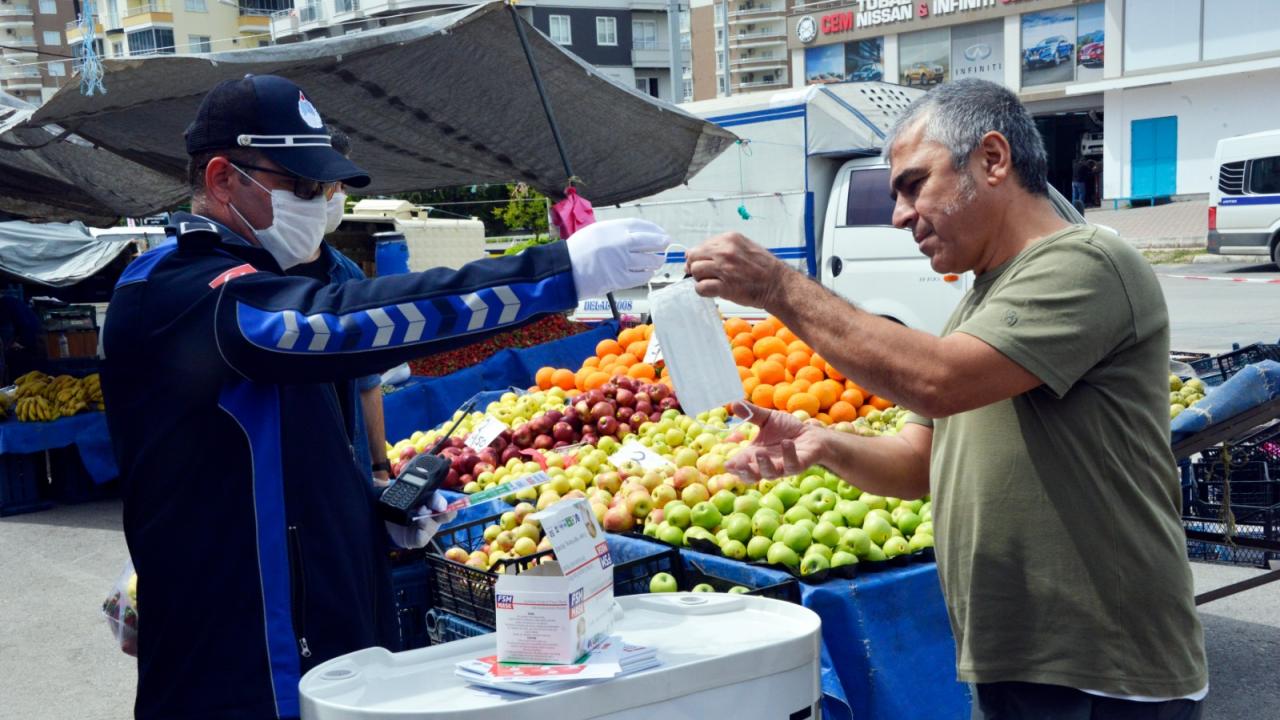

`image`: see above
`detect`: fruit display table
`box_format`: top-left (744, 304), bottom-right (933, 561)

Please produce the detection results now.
top-left (0, 411), bottom-right (118, 516)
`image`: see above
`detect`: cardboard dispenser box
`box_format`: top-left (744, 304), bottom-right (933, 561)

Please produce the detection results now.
top-left (495, 498), bottom-right (616, 665)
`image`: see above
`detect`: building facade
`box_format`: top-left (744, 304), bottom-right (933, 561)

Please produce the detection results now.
top-left (66, 0), bottom-right (281, 68)
top-left (689, 0), bottom-right (793, 99)
top-left (1, 0), bottom-right (78, 103)
top-left (269, 0), bottom-right (691, 103)
top-left (780, 0), bottom-right (1280, 204)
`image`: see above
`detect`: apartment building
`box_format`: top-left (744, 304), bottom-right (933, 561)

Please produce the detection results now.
top-left (269, 0), bottom-right (691, 103)
top-left (1, 0), bottom-right (77, 103)
top-left (688, 0), bottom-right (792, 100)
top-left (66, 0), bottom-right (282, 67)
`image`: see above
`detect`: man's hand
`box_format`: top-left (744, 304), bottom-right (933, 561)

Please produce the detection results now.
top-left (566, 218), bottom-right (671, 298)
top-left (726, 401), bottom-right (830, 482)
top-left (685, 233), bottom-right (792, 309)
top-left (385, 493), bottom-right (456, 549)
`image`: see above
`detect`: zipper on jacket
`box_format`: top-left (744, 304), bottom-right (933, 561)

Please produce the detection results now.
top-left (287, 525), bottom-right (311, 658)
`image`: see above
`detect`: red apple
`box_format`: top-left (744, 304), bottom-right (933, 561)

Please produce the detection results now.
top-left (602, 505), bottom-right (635, 533)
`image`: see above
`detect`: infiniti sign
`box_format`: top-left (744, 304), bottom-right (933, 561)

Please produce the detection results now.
top-left (963, 43), bottom-right (992, 62)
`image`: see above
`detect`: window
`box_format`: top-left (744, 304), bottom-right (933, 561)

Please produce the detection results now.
top-left (717, 76), bottom-right (726, 94)
top-left (844, 169), bottom-right (895, 226)
top-left (635, 76), bottom-right (659, 97)
top-left (634, 19), bottom-right (658, 50)
top-left (596, 16), bottom-right (617, 46)
top-left (335, 0), bottom-right (357, 13)
top-left (38, 0), bottom-right (56, 13)
top-left (111, 42), bottom-right (123, 57)
top-left (48, 61), bottom-right (66, 76)
top-left (127, 28), bottom-right (175, 56)
top-left (548, 15), bottom-right (571, 45)
top-left (681, 79), bottom-right (692, 102)
top-left (186, 0), bottom-right (207, 11)
top-left (43, 31), bottom-right (61, 46)
top-left (189, 34), bottom-right (211, 53)
top-left (1249, 156), bottom-right (1280, 195)
top-left (716, 51), bottom-right (724, 70)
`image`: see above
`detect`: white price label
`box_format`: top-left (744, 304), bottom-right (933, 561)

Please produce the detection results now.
top-left (643, 335), bottom-right (663, 364)
top-left (464, 416), bottom-right (509, 450)
top-left (608, 440), bottom-right (673, 472)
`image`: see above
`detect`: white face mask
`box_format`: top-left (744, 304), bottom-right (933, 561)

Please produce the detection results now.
top-left (324, 190), bottom-right (347, 235)
top-left (649, 278), bottom-right (744, 417)
top-left (228, 164), bottom-right (328, 270)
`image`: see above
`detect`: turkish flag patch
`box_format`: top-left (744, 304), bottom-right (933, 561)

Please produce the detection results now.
top-left (209, 264), bottom-right (258, 288)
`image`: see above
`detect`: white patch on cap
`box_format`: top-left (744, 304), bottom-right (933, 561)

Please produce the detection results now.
top-left (297, 91), bottom-right (324, 130)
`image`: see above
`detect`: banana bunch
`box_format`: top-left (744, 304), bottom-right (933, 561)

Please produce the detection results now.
top-left (83, 373), bottom-right (103, 405)
top-left (50, 375), bottom-right (89, 417)
top-left (14, 370), bottom-right (51, 400)
top-left (15, 395), bottom-right (58, 422)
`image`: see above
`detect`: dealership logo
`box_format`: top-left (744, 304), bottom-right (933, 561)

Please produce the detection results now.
top-left (963, 43), bottom-right (992, 62)
top-left (796, 15), bottom-right (818, 43)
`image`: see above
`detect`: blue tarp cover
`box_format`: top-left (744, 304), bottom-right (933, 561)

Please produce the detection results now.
top-left (1171, 360), bottom-right (1280, 443)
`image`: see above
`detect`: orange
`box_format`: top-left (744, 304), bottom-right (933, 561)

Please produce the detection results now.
top-left (737, 365), bottom-right (751, 380)
top-left (596, 339), bottom-right (622, 359)
top-left (659, 376), bottom-right (674, 389)
top-left (787, 340), bottom-right (812, 355)
top-left (790, 378), bottom-right (812, 393)
top-left (846, 380), bottom-right (867, 394)
top-left (816, 413), bottom-right (832, 425)
top-left (858, 404), bottom-right (877, 418)
top-left (828, 401), bottom-right (858, 423)
top-left (750, 321), bottom-right (776, 342)
top-left (795, 365), bottom-right (825, 385)
top-left (785, 350), bottom-right (812, 375)
top-left (812, 379), bottom-right (842, 410)
top-left (772, 383), bottom-right (796, 412)
top-left (754, 360), bottom-right (785, 385)
top-left (776, 326), bottom-right (797, 345)
top-left (584, 371), bottom-right (611, 390)
top-left (643, 324), bottom-right (654, 339)
top-left (627, 363), bottom-right (657, 380)
top-left (809, 353), bottom-right (826, 370)
top-left (840, 388), bottom-right (865, 408)
top-left (582, 356), bottom-right (600, 368)
top-left (626, 340), bottom-right (649, 359)
top-left (550, 368), bottom-right (575, 391)
top-left (731, 332), bottom-right (755, 349)
top-left (600, 353), bottom-right (619, 368)
top-left (732, 345), bottom-right (755, 368)
top-left (751, 383), bottom-right (776, 409)
top-left (767, 353), bottom-right (787, 367)
top-left (724, 317), bottom-right (751, 338)
top-left (617, 327), bottom-right (641, 348)
top-left (786, 392), bottom-right (820, 416)
top-left (868, 395), bottom-right (895, 411)
top-left (753, 336), bottom-right (788, 360)
top-left (824, 362), bottom-right (845, 382)
top-left (742, 376), bottom-right (761, 397)
top-left (617, 353), bottom-right (639, 368)
top-left (535, 366), bottom-right (556, 390)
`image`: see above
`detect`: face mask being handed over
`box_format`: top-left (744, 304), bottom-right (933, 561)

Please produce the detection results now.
top-left (325, 190), bottom-right (347, 235)
top-left (228, 164), bottom-right (327, 270)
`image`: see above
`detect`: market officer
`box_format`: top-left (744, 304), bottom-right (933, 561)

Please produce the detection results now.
top-left (686, 79), bottom-right (1207, 719)
top-left (101, 73), bottom-right (670, 720)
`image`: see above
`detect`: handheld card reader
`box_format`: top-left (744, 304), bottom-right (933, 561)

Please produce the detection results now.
top-left (378, 401), bottom-right (475, 526)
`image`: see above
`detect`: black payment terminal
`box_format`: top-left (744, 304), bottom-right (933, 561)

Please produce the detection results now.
top-left (377, 400), bottom-right (475, 526)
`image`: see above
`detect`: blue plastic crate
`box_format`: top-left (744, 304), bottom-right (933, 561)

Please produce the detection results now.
top-left (425, 608), bottom-right (493, 645)
top-left (46, 447), bottom-right (119, 504)
top-left (0, 452), bottom-right (51, 516)
top-left (391, 561), bottom-right (432, 651)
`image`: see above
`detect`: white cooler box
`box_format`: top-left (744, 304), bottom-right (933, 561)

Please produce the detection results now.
top-left (300, 594), bottom-right (822, 720)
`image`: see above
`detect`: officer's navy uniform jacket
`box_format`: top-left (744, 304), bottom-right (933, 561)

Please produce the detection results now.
top-left (103, 213), bottom-right (577, 719)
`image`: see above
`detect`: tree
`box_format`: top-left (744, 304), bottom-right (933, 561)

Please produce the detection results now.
top-left (492, 183), bottom-right (550, 240)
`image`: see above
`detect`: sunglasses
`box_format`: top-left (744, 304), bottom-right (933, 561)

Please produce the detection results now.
top-left (234, 162), bottom-right (337, 202)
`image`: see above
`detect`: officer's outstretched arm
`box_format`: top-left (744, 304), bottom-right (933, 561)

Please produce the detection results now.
top-left (213, 242), bottom-right (577, 384)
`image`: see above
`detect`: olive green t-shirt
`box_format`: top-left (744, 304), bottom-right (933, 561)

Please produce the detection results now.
top-left (908, 225), bottom-right (1207, 697)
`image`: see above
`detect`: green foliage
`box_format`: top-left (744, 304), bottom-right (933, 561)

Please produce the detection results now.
top-left (493, 183), bottom-right (549, 240)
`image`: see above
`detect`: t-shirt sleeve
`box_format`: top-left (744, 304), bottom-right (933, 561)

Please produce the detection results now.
top-left (904, 411), bottom-right (934, 428)
top-left (953, 235), bottom-right (1136, 398)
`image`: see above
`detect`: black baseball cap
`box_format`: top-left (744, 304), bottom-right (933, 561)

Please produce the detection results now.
top-left (185, 74), bottom-right (370, 188)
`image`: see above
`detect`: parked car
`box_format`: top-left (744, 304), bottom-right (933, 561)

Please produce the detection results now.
top-left (1080, 131), bottom-right (1103, 157)
top-left (1208, 128), bottom-right (1280, 264)
top-left (903, 62), bottom-right (944, 86)
top-left (1023, 35), bottom-right (1073, 69)
top-left (1078, 41), bottom-right (1103, 68)
top-left (848, 62), bottom-right (883, 82)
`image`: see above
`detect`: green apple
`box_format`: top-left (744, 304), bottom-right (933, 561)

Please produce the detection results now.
top-left (793, 518), bottom-right (816, 536)
top-left (915, 521), bottom-right (933, 536)
top-left (798, 475), bottom-right (825, 495)
top-left (767, 542), bottom-right (800, 568)
top-left (896, 512), bottom-right (922, 536)
top-left (831, 550), bottom-right (858, 569)
top-left (657, 523), bottom-right (685, 547)
top-left (782, 525), bottom-right (813, 553)
top-left (727, 585), bottom-right (751, 594)
top-left (692, 583), bottom-right (716, 593)
top-left (907, 533), bottom-right (933, 552)
top-left (665, 503), bottom-right (692, 529)
top-left (806, 488), bottom-right (839, 515)
top-left (800, 553), bottom-right (830, 576)
top-left (723, 514), bottom-right (752, 543)
top-left (649, 572), bottom-right (678, 593)
top-left (483, 524), bottom-right (503, 543)
top-left (673, 448), bottom-right (699, 468)
top-left (812, 521), bottom-right (842, 548)
top-left (759, 493), bottom-right (786, 515)
top-left (691, 502), bottom-right (723, 530)
top-left (512, 537), bottom-right (538, 557)
top-left (860, 493), bottom-right (887, 511)
top-left (890, 527), bottom-right (903, 539)
top-left (885, 497), bottom-right (901, 511)
top-left (772, 523), bottom-right (791, 543)
top-left (804, 543), bottom-right (832, 562)
top-left (862, 514), bottom-right (893, 546)
top-left (684, 526), bottom-right (716, 545)
top-left (882, 536), bottom-right (910, 558)
top-left (819, 510), bottom-right (846, 528)
top-left (836, 482), bottom-right (862, 500)
top-left (771, 483), bottom-right (802, 510)
top-left (747, 535), bottom-right (773, 560)
top-left (711, 489), bottom-right (737, 517)
top-left (837, 499), bottom-right (870, 528)
top-left (720, 539), bottom-right (747, 560)
top-left (865, 543), bottom-right (887, 562)
top-left (784, 504), bottom-right (816, 524)
top-left (733, 494), bottom-right (761, 517)
top-left (681, 483), bottom-right (710, 506)
top-left (867, 508), bottom-right (893, 525)
top-left (842, 527), bottom-right (873, 557)
top-left (752, 508), bottom-right (782, 539)
top-left (905, 499), bottom-right (925, 514)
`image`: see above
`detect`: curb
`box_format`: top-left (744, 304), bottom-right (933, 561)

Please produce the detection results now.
top-left (1191, 254), bottom-right (1274, 265)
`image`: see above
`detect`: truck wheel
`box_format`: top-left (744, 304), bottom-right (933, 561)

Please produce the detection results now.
top-left (1271, 235), bottom-right (1280, 267)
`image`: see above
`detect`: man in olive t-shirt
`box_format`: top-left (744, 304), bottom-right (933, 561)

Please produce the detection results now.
top-left (685, 79), bottom-right (1206, 718)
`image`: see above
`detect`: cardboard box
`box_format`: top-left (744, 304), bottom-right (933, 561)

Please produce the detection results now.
top-left (42, 329), bottom-right (99, 359)
top-left (494, 498), bottom-right (615, 665)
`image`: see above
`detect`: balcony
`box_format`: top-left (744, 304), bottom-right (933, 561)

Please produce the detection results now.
top-left (332, 0), bottom-right (362, 18)
top-left (790, 0), bottom-right (845, 12)
top-left (0, 65), bottom-right (40, 80)
top-left (238, 12), bottom-right (271, 31)
top-left (729, 4), bottom-right (782, 19)
top-left (731, 52), bottom-right (785, 67)
top-left (269, 7), bottom-right (300, 38)
top-left (0, 4), bottom-right (33, 30)
top-left (124, 1), bottom-right (169, 18)
top-left (123, 1), bottom-right (173, 28)
top-left (733, 75), bottom-right (788, 90)
top-left (358, 0), bottom-right (458, 18)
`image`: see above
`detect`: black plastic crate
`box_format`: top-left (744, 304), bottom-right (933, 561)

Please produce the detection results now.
top-left (1200, 423), bottom-right (1280, 467)
top-left (612, 547), bottom-right (682, 597)
top-left (0, 452), bottom-right (51, 517)
top-left (676, 555), bottom-right (802, 604)
top-left (44, 447), bottom-right (119, 504)
top-left (425, 511), bottom-right (551, 628)
top-left (425, 608), bottom-right (493, 645)
top-left (1190, 461), bottom-right (1279, 512)
top-left (1188, 343), bottom-right (1280, 386)
top-left (390, 561), bottom-right (432, 651)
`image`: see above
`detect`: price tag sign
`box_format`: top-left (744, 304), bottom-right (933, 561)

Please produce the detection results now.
top-left (608, 440), bottom-right (673, 472)
top-left (643, 335), bottom-right (663, 364)
top-left (464, 416), bottom-right (509, 450)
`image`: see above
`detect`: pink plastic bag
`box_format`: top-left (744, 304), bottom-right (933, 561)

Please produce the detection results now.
top-left (550, 187), bottom-right (596, 238)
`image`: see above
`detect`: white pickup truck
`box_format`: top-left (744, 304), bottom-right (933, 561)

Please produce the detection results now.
top-left (587, 81), bottom-right (1084, 334)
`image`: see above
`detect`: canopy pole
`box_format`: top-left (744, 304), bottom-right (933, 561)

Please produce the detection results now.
top-left (508, 2), bottom-right (620, 323)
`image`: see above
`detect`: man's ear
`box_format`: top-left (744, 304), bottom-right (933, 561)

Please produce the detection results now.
top-left (976, 131), bottom-right (1012, 188)
top-left (204, 156), bottom-right (236, 205)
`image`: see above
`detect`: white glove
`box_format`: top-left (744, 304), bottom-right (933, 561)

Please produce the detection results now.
top-left (566, 218), bottom-right (671, 299)
top-left (386, 492), bottom-right (456, 550)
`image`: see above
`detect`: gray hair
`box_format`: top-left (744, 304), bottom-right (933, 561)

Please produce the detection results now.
top-left (883, 79), bottom-right (1049, 196)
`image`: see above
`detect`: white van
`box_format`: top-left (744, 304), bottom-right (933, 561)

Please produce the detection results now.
top-left (1208, 128), bottom-right (1280, 264)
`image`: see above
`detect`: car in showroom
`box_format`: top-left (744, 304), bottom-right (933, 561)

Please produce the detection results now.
top-left (903, 62), bottom-right (945, 86)
top-left (848, 62), bottom-right (884, 82)
top-left (1078, 41), bottom-right (1104, 67)
top-left (1023, 35), bottom-right (1074, 68)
